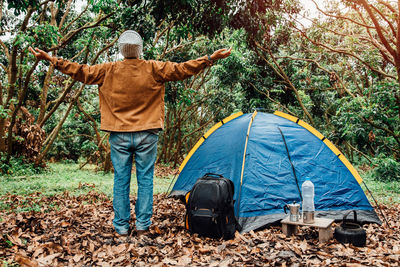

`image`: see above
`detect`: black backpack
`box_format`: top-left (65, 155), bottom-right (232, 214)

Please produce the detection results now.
top-left (184, 173), bottom-right (240, 240)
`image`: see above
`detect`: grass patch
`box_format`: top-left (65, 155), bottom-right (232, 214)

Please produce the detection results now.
top-left (0, 162), bottom-right (174, 200)
top-left (361, 170), bottom-right (400, 205)
top-left (1, 163), bottom-right (399, 214)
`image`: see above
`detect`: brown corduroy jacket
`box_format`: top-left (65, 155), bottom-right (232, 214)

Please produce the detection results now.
top-left (50, 56), bottom-right (212, 132)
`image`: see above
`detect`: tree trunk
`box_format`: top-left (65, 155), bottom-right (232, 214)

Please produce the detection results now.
top-left (0, 81), bottom-right (5, 152)
top-left (6, 60), bottom-right (39, 162)
top-left (157, 109), bottom-right (170, 163)
top-left (173, 112), bottom-right (182, 168)
top-left (36, 84), bottom-right (85, 165)
top-left (165, 109), bottom-right (178, 163)
top-left (37, 66), bottom-right (55, 123)
top-left (103, 150), bottom-right (112, 173)
top-left (0, 118), bottom-right (5, 152)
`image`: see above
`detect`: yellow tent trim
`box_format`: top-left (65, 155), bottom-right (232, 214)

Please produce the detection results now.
top-left (273, 110), bottom-right (363, 184)
top-left (240, 110), bottom-right (257, 185)
top-left (178, 111), bottom-right (244, 173)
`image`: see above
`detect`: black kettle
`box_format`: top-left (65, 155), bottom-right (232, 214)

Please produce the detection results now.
top-left (334, 210), bottom-right (366, 247)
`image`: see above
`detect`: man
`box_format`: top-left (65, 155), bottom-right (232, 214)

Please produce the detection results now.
top-left (29, 30), bottom-right (231, 236)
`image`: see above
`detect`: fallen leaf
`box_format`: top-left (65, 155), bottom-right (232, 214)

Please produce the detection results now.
top-left (162, 258), bottom-right (178, 265)
top-left (60, 221), bottom-right (71, 227)
top-left (73, 254), bottom-right (84, 263)
top-left (15, 254), bottom-right (38, 267)
top-left (37, 253), bottom-right (61, 265)
top-left (1, 192), bottom-right (399, 266)
top-left (154, 225), bottom-right (162, 234)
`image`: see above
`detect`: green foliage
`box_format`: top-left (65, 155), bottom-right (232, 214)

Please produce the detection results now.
top-left (331, 81), bottom-right (399, 158)
top-left (145, 0), bottom-right (228, 37)
top-left (6, 0), bottom-right (40, 15)
top-left (15, 24), bottom-right (60, 46)
top-left (0, 156), bottom-right (45, 176)
top-left (44, 103), bottom-right (99, 162)
top-left (89, 0), bottom-right (118, 13)
top-left (0, 105), bottom-right (10, 119)
top-left (372, 155), bottom-right (400, 181)
top-left (2, 0), bottom-right (399, 179)
top-left (229, 0), bottom-right (301, 45)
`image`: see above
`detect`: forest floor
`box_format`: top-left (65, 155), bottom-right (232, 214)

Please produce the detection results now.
top-left (1, 163), bottom-right (399, 266)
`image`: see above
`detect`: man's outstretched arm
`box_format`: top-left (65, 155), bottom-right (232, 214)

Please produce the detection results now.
top-left (29, 47), bottom-right (53, 61)
top-left (154, 48), bottom-right (233, 82)
top-left (29, 47), bottom-right (106, 85)
top-left (209, 47), bottom-right (232, 62)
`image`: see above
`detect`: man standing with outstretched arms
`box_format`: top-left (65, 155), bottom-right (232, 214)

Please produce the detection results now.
top-left (30, 30), bottom-right (231, 236)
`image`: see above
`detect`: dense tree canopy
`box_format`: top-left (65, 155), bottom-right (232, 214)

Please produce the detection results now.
top-left (0, 0), bottom-right (399, 180)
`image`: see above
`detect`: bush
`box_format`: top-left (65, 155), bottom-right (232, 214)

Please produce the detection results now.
top-left (0, 155), bottom-right (46, 176)
top-left (372, 155), bottom-right (400, 181)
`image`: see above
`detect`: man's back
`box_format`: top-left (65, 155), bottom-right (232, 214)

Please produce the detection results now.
top-left (50, 56), bottom-right (211, 131)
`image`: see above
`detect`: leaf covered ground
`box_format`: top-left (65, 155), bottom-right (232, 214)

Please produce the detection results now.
top-left (0, 191), bottom-right (399, 266)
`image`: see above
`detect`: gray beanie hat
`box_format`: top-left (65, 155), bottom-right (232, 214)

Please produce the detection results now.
top-left (118, 30), bottom-right (143, 58)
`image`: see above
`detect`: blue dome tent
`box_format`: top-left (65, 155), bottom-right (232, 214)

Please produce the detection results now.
top-left (170, 111), bottom-right (381, 233)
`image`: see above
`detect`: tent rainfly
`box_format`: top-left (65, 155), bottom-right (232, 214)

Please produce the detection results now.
top-left (170, 111), bottom-right (381, 233)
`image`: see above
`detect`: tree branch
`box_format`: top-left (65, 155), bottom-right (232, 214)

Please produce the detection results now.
top-left (310, 0), bottom-right (374, 29)
top-left (0, 39), bottom-right (9, 59)
top-left (39, 0), bottom-right (53, 6)
top-left (61, 3), bottom-right (89, 33)
top-left (0, 62), bottom-right (7, 73)
top-left (165, 39), bottom-right (205, 56)
top-left (49, 12), bottom-right (115, 52)
top-left (0, 0), bottom-right (3, 23)
top-left (362, 117), bottom-right (400, 146)
top-left (377, 0), bottom-right (397, 15)
top-left (249, 82), bottom-right (296, 116)
top-left (39, 80), bottom-right (77, 127)
top-left (313, 16), bottom-right (394, 63)
top-left (370, 4), bottom-right (396, 37)
top-left (76, 100), bottom-right (101, 142)
top-left (277, 55), bottom-right (357, 99)
top-left (49, 1), bottom-right (59, 26)
top-left (19, 6), bottom-right (34, 32)
top-left (91, 36), bottom-right (118, 64)
top-left (153, 20), bottom-right (172, 47)
top-left (354, 5), bottom-right (393, 44)
top-left (255, 41), bottom-right (315, 125)
top-left (58, 0), bottom-right (73, 31)
top-left (5, 59), bottom-right (39, 162)
top-left (159, 25), bottom-right (171, 60)
top-left (297, 27), bottom-right (397, 79)
top-left (37, 84), bottom-right (85, 164)
top-left (358, 35), bottom-right (395, 65)
top-left (357, 0), bottom-right (398, 63)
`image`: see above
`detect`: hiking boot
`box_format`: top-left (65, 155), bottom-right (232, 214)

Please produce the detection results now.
top-left (136, 229), bottom-right (149, 237)
top-left (115, 228), bottom-right (130, 237)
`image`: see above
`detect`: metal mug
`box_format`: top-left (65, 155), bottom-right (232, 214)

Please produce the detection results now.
top-left (284, 202), bottom-right (301, 222)
top-left (303, 211), bottom-right (315, 224)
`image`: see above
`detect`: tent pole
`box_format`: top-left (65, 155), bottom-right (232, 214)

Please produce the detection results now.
top-left (236, 111), bottom-right (258, 215)
top-left (278, 127), bottom-right (303, 201)
top-left (362, 180), bottom-right (389, 227)
top-left (166, 170), bottom-right (180, 196)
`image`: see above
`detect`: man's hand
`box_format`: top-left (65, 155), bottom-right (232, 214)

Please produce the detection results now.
top-left (29, 47), bottom-right (52, 61)
top-left (210, 48), bottom-right (232, 61)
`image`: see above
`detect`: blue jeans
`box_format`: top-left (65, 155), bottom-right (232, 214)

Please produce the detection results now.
top-left (109, 131), bottom-right (158, 233)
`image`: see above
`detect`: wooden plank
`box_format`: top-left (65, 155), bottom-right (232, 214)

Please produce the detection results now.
top-left (281, 216), bottom-right (334, 228)
top-left (281, 216), bottom-right (334, 243)
top-left (282, 223), bottom-right (298, 236)
top-left (319, 227), bottom-right (333, 243)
